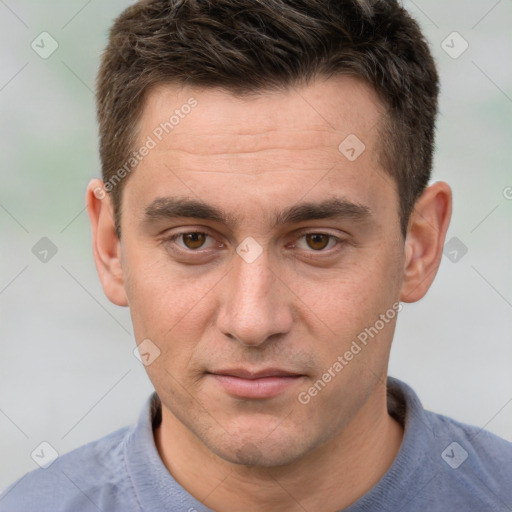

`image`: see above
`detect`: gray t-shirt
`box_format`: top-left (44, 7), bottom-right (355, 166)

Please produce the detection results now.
top-left (1, 377), bottom-right (511, 511)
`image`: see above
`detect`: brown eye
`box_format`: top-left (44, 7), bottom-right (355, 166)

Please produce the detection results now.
top-left (305, 233), bottom-right (331, 250)
top-left (182, 232), bottom-right (207, 249)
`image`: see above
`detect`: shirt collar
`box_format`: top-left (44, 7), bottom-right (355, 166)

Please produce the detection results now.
top-left (124, 392), bottom-right (213, 512)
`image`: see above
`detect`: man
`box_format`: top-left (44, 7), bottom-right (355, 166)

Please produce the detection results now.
top-left (1, 0), bottom-right (511, 510)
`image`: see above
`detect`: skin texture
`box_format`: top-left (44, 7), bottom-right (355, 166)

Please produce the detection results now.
top-left (86, 76), bottom-right (452, 511)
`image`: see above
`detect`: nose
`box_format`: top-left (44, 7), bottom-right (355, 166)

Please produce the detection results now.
top-left (216, 248), bottom-right (294, 347)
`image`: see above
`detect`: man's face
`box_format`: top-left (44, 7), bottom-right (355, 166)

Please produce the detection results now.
top-left (119, 76), bottom-right (406, 466)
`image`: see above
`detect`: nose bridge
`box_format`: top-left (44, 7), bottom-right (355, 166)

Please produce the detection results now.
top-left (232, 252), bottom-right (273, 306)
top-left (218, 248), bottom-right (292, 346)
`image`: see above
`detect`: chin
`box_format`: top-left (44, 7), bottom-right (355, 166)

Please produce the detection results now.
top-left (207, 429), bottom-right (311, 468)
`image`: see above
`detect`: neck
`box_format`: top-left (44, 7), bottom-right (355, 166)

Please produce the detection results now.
top-left (155, 381), bottom-right (403, 511)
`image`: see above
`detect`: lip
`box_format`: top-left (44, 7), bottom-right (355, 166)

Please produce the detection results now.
top-left (207, 368), bottom-right (305, 399)
top-left (209, 368), bottom-right (303, 379)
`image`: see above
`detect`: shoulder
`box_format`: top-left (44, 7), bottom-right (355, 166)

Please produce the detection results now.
top-left (390, 377), bottom-right (512, 469)
top-left (385, 378), bottom-right (512, 510)
top-left (428, 408), bottom-right (512, 464)
top-left (0, 426), bottom-right (139, 512)
top-left (424, 408), bottom-right (512, 507)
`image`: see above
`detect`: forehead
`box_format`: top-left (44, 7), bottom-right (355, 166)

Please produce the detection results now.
top-left (139, 75), bottom-right (385, 158)
top-left (124, 75), bottom-right (397, 228)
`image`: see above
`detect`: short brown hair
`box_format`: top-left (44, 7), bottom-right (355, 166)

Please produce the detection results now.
top-left (97, 0), bottom-right (439, 239)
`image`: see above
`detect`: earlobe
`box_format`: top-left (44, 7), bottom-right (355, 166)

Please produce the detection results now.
top-left (86, 179), bottom-right (128, 307)
top-left (399, 181), bottom-right (452, 303)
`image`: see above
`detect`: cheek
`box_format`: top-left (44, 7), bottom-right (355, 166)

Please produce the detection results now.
top-left (295, 256), bottom-right (393, 325)
top-left (123, 246), bottom-right (220, 347)
top-left (291, 245), bottom-right (401, 362)
top-left (125, 256), bottom-right (219, 396)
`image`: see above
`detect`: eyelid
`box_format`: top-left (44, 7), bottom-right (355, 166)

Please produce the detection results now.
top-left (163, 229), bottom-right (220, 252)
top-left (162, 227), bottom-right (346, 254)
top-left (292, 231), bottom-right (343, 252)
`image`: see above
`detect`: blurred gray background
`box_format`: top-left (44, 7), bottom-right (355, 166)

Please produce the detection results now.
top-left (1, 0), bottom-right (511, 491)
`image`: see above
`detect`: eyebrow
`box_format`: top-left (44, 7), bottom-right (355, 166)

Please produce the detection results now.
top-left (143, 197), bottom-right (373, 229)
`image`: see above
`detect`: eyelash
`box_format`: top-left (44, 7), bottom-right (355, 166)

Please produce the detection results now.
top-left (163, 230), bottom-right (344, 256)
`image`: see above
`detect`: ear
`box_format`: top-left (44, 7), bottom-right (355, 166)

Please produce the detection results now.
top-left (85, 179), bottom-right (128, 307)
top-left (399, 181), bottom-right (452, 303)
